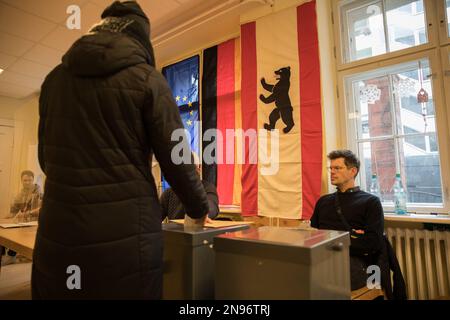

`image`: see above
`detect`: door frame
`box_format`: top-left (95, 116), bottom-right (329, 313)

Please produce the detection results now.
top-left (0, 118), bottom-right (24, 216)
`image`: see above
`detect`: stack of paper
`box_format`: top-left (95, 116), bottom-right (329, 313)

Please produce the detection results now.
top-left (169, 219), bottom-right (253, 229)
top-left (0, 221), bottom-right (38, 229)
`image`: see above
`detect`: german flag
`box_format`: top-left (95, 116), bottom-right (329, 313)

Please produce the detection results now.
top-left (202, 38), bottom-right (242, 206)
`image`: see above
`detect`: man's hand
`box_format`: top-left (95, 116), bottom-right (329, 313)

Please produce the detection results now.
top-left (350, 229), bottom-right (365, 239)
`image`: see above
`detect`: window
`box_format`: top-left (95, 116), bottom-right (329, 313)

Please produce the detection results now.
top-left (447, 0), bottom-right (450, 36)
top-left (413, 1), bottom-right (424, 14)
top-left (443, 47), bottom-right (450, 147)
top-left (343, 1), bottom-right (387, 62)
top-left (344, 59), bottom-right (444, 208)
top-left (438, 0), bottom-right (450, 43)
top-left (335, 0), bottom-right (450, 214)
top-left (340, 0), bottom-right (427, 63)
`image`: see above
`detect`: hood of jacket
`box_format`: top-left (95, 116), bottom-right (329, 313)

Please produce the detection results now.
top-left (61, 31), bottom-right (152, 77)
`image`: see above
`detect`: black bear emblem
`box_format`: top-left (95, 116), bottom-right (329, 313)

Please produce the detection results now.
top-left (259, 66), bottom-right (295, 134)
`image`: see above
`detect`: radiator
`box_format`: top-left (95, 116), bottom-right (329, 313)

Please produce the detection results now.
top-left (386, 228), bottom-right (450, 300)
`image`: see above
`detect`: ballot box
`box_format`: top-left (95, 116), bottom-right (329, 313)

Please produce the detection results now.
top-left (162, 222), bottom-right (250, 300)
top-left (214, 226), bottom-right (351, 300)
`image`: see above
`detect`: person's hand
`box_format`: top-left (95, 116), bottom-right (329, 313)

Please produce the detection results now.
top-left (184, 214), bottom-right (207, 227)
top-left (350, 229), bottom-right (365, 239)
top-left (205, 216), bottom-right (213, 224)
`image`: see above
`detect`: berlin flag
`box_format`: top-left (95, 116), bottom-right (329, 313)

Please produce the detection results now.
top-left (240, 0), bottom-right (322, 219)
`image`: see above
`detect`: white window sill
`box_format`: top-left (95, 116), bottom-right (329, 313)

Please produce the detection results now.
top-left (384, 213), bottom-right (450, 224)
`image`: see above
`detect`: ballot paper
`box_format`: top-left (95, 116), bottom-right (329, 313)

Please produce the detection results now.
top-left (0, 221), bottom-right (38, 229)
top-left (171, 219), bottom-right (253, 229)
top-left (183, 215), bottom-right (205, 227)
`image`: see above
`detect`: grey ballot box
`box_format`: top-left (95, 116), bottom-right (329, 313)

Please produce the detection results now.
top-left (162, 222), bottom-right (249, 300)
top-left (214, 226), bottom-right (351, 300)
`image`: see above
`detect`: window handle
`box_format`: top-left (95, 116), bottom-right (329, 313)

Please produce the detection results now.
top-left (426, 73), bottom-right (437, 79)
top-left (444, 71), bottom-right (450, 77)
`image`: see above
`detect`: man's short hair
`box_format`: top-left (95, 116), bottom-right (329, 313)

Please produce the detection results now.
top-left (327, 150), bottom-right (360, 177)
top-left (21, 170), bottom-right (34, 179)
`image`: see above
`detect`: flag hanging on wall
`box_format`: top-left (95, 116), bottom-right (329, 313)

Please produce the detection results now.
top-left (240, 0), bottom-right (322, 219)
top-left (162, 55), bottom-right (200, 191)
top-left (202, 38), bottom-right (242, 206)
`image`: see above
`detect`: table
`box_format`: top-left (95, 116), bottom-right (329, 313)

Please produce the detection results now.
top-left (351, 286), bottom-right (385, 300)
top-left (0, 219), bottom-right (37, 271)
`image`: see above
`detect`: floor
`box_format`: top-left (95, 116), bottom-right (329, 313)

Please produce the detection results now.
top-left (0, 260), bottom-right (32, 300)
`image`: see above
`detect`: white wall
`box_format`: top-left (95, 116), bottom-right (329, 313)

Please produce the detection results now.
top-left (0, 95), bottom-right (42, 204)
top-left (0, 96), bottom-right (28, 120)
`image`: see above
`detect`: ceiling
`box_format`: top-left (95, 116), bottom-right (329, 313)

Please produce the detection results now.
top-left (0, 0), bottom-right (270, 99)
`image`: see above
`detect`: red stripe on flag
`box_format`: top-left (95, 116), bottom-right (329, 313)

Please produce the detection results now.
top-left (217, 39), bottom-right (236, 205)
top-left (241, 22), bottom-right (258, 216)
top-left (298, 0), bottom-right (322, 220)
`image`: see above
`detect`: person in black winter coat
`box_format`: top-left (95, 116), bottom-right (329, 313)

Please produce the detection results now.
top-left (32, 1), bottom-right (209, 299)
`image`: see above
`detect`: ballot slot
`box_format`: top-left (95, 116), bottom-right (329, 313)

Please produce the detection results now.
top-left (214, 226), bottom-right (351, 300)
top-left (162, 222), bottom-right (249, 300)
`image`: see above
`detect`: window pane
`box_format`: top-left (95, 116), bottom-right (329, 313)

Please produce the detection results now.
top-left (447, 0), bottom-right (450, 36)
top-left (345, 2), bottom-right (386, 61)
top-left (418, 28), bottom-right (426, 44)
top-left (394, 60), bottom-right (436, 136)
top-left (341, 0), bottom-right (427, 63)
top-left (360, 140), bottom-right (397, 203)
top-left (353, 75), bottom-right (393, 139)
top-left (386, 0), bottom-right (427, 52)
top-left (400, 138), bottom-right (443, 204)
top-left (347, 58), bottom-right (444, 208)
top-left (414, 1), bottom-right (424, 14)
top-left (360, 137), bottom-right (443, 206)
top-left (429, 133), bottom-right (438, 152)
top-left (404, 126), bottom-right (426, 150)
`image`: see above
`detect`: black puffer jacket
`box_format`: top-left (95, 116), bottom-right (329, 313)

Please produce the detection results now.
top-left (32, 30), bottom-right (209, 299)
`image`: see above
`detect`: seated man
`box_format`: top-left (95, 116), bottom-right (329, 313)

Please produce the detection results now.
top-left (310, 150), bottom-right (384, 291)
top-left (160, 153), bottom-right (219, 221)
top-left (10, 170), bottom-right (43, 221)
top-left (2, 170), bottom-right (43, 266)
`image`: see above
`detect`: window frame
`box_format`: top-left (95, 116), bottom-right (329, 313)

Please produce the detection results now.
top-left (332, 0), bottom-right (439, 71)
top-left (441, 44), bottom-right (450, 153)
top-left (337, 49), bottom-right (450, 214)
top-left (438, 0), bottom-right (450, 45)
